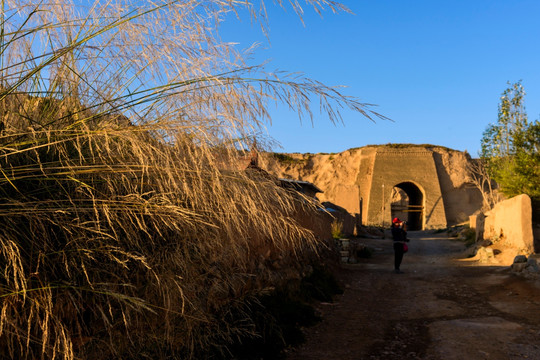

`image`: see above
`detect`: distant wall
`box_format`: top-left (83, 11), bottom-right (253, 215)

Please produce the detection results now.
top-left (432, 150), bottom-right (484, 225)
top-left (262, 150), bottom-right (364, 215)
top-left (330, 210), bottom-right (360, 237)
top-left (481, 194), bottom-right (534, 254)
top-left (263, 145), bottom-right (484, 230)
top-left (366, 147), bottom-right (447, 229)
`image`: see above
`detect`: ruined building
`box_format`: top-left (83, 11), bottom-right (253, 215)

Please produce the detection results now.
top-left (264, 145), bottom-right (484, 230)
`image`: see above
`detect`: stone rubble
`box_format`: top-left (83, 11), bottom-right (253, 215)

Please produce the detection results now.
top-left (511, 255), bottom-right (540, 275)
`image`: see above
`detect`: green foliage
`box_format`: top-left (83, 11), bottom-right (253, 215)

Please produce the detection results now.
top-left (359, 143), bottom-right (457, 152)
top-left (461, 228), bottom-right (477, 247)
top-left (481, 81), bottom-right (540, 200)
top-left (272, 152), bottom-right (305, 164)
top-left (481, 81), bottom-right (528, 159)
top-left (331, 219), bottom-right (344, 239)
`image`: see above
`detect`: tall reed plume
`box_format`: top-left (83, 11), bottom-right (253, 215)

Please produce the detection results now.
top-left (0, 1), bottom-right (381, 358)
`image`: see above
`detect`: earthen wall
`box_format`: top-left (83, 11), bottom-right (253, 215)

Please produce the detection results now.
top-left (482, 194), bottom-right (534, 254)
top-left (263, 145), bottom-right (484, 230)
top-left (365, 148), bottom-right (447, 229)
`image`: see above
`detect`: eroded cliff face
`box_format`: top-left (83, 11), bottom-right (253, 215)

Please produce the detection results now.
top-left (260, 149), bottom-right (367, 214)
top-left (432, 148), bottom-right (484, 224)
top-left (261, 145), bottom-right (483, 227)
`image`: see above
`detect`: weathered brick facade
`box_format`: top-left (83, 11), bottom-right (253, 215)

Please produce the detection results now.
top-left (265, 145), bottom-right (484, 230)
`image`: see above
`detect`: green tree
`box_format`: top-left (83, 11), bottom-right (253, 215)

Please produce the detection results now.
top-left (509, 120), bottom-right (540, 198)
top-left (480, 81), bottom-right (540, 200)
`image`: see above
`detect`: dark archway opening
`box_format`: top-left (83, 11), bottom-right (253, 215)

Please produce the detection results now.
top-left (390, 182), bottom-right (424, 230)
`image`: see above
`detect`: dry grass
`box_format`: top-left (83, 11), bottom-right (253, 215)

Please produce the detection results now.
top-left (331, 219), bottom-right (344, 239)
top-left (0, 1), bottom-right (378, 358)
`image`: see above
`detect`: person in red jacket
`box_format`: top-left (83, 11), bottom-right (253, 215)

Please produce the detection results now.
top-left (391, 217), bottom-right (409, 273)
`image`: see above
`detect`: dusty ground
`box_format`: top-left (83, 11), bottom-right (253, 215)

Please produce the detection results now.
top-left (286, 231), bottom-right (540, 360)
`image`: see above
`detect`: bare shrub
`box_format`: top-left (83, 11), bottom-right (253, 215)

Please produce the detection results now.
top-left (466, 158), bottom-right (503, 211)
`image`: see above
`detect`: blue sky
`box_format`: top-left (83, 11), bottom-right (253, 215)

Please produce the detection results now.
top-left (221, 0), bottom-right (540, 156)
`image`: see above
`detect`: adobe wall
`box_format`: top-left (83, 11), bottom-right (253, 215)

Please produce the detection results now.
top-left (365, 148), bottom-right (447, 229)
top-left (263, 145), bottom-right (484, 230)
top-left (482, 194), bottom-right (534, 254)
top-left (432, 150), bottom-right (484, 224)
top-left (355, 147), bottom-right (377, 225)
top-left (261, 149), bottom-right (365, 214)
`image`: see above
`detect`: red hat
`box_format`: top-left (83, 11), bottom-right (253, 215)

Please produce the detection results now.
top-left (392, 217), bottom-right (402, 224)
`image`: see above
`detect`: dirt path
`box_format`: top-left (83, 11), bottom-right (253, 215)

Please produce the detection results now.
top-left (286, 231), bottom-right (540, 360)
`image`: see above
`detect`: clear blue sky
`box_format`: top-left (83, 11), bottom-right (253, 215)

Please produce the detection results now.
top-left (221, 0), bottom-right (540, 156)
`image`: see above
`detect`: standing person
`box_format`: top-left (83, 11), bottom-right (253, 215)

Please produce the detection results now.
top-left (391, 217), bottom-right (409, 274)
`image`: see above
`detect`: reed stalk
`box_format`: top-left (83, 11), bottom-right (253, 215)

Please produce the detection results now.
top-left (0, 1), bottom-right (381, 358)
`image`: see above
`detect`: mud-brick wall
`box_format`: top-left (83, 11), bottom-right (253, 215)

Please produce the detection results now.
top-left (262, 150), bottom-right (365, 215)
top-left (264, 145), bottom-right (484, 230)
top-left (365, 148), bottom-right (447, 229)
top-left (481, 194), bottom-right (534, 254)
top-left (432, 150), bottom-right (484, 225)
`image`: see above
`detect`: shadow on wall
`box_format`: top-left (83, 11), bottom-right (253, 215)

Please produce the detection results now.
top-left (432, 151), bottom-right (484, 226)
top-left (322, 202), bottom-right (360, 237)
top-left (534, 227), bottom-right (540, 254)
top-left (532, 199), bottom-right (540, 253)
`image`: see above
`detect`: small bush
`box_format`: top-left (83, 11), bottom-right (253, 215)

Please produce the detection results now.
top-left (331, 219), bottom-right (344, 239)
top-left (462, 228), bottom-right (477, 247)
top-left (272, 153), bottom-right (305, 164)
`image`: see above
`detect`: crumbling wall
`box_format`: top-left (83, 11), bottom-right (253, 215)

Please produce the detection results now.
top-left (432, 149), bottom-right (484, 224)
top-left (355, 147), bottom-right (377, 226)
top-left (366, 147), bottom-right (447, 229)
top-left (323, 204), bottom-right (360, 237)
top-left (294, 207), bottom-right (333, 241)
top-left (264, 145), bottom-right (484, 230)
top-left (482, 194), bottom-right (534, 254)
top-left (262, 150), bottom-right (364, 214)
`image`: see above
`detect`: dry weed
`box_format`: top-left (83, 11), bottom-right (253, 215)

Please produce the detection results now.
top-left (0, 1), bottom-right (378, 358)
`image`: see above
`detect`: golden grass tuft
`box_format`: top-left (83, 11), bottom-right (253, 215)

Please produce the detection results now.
top-left (0, 1), bottom-right (377, 358)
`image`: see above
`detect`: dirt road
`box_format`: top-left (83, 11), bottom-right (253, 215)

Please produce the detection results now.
top-left (286, 231), bottom-right (540, 360)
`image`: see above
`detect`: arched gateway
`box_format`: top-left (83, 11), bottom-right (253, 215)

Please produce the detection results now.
top-left (268, 145), bottom-right (486, 231)
top-left (360, 147), bottom-right (447, 229)
top-left (390, 181), bottom-right (424, 230)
